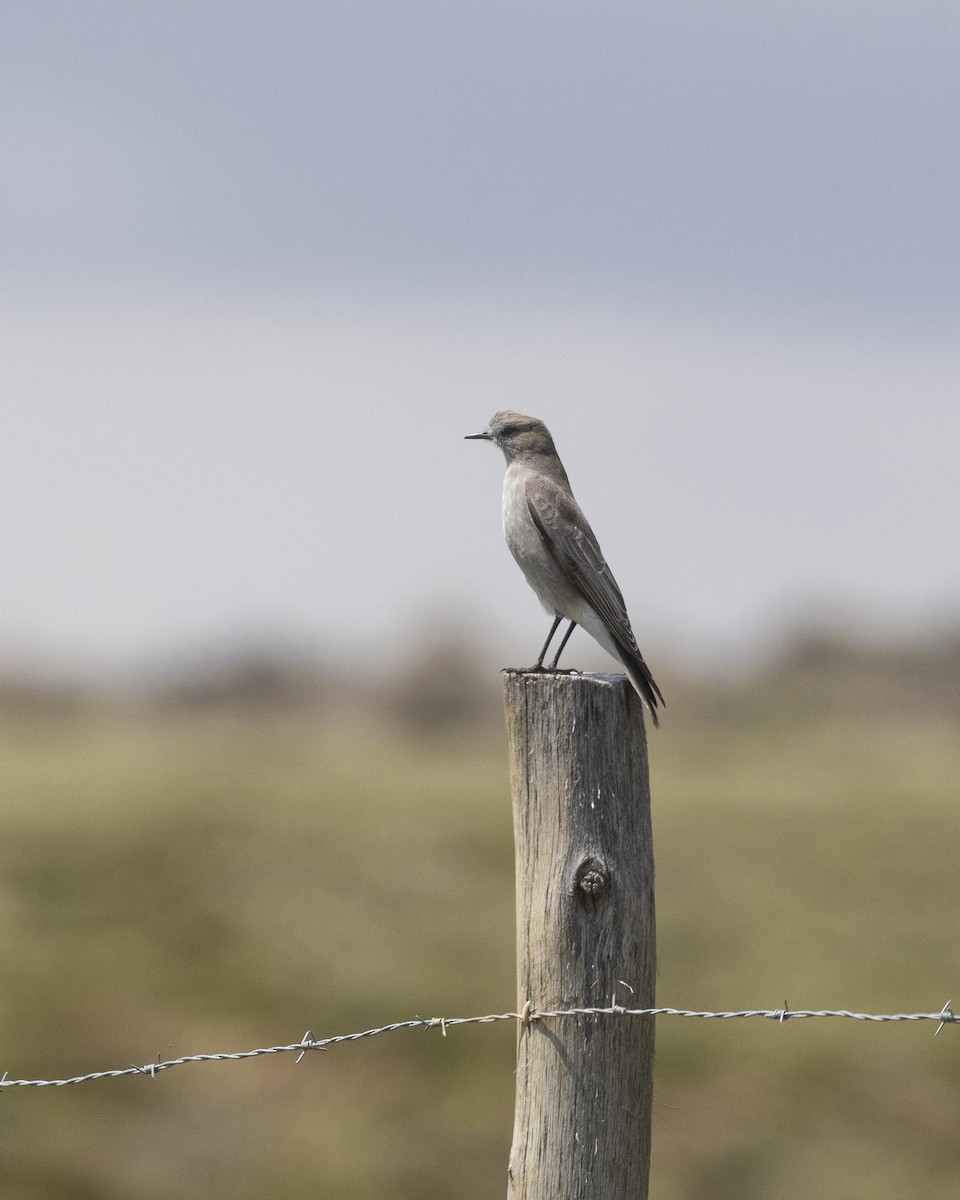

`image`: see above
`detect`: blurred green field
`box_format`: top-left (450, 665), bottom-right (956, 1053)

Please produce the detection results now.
top-left (1, 689), bottom-right (959, 1198)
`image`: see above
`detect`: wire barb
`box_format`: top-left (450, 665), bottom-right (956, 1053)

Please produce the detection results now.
top-left (295, 1030), bottom-right (314, 1064)
top-left (935, 1000), bottom-right (954, 1037)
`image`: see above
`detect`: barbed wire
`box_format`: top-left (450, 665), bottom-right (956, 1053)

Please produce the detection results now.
top-left (1, 1000), bottom-right (955, 1090)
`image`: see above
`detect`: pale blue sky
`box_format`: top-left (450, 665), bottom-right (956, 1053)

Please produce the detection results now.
top-left (2, 3), bottom-right (958, 675)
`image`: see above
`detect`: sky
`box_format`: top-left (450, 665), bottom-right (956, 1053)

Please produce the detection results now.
top-left (3, 2), bottom-right (958, 678)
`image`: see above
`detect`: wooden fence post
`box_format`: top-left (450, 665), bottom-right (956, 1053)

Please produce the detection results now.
top-left (503, 671), bottom-right (656, 1200)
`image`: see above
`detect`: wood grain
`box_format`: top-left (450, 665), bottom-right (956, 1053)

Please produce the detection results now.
top-left (504, 671), bottom-right (656, 1200)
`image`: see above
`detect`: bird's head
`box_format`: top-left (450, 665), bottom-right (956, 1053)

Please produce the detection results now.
top-left (465, 411), bottom-right (559, 464)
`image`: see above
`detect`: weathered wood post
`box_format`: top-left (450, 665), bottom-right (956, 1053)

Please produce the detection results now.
top-left (504, 671), bottom-right (656, 1200)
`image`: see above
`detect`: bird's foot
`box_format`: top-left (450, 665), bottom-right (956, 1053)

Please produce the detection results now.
top-left (519, 665), bottom-right (581, 676)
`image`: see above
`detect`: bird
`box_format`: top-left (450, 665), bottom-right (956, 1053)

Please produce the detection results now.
top-left (466, 411), bottom-right (663, 726)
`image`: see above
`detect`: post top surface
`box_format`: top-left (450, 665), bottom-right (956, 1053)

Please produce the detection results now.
top-left (500, 669), bottom-right (631, 689)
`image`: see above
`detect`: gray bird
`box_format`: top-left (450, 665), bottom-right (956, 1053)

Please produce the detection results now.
top-left (466, 411), bottom-right (663, 726)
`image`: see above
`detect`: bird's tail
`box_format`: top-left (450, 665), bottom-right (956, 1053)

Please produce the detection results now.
top-left (615, 637), bottom-right (664, 728)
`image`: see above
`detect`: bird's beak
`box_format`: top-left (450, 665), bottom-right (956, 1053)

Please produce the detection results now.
top-left (464, 430), bottom-right (491, 440)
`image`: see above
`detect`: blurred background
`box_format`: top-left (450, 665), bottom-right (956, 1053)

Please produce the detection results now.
top-left (2, 2), bottom-right (959, 1197)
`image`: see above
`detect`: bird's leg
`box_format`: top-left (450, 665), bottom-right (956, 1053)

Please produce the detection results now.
top-left (524, 615), bottom-right (563, 672)
top-left (547, 621), bottom-right (578, 672)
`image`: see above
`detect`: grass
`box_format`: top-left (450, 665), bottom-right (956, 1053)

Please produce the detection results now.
top-left (1, 703), bottom-right (959, 1198)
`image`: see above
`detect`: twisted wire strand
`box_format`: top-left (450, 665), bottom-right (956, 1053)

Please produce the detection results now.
top-left (2, 1002), bottom-right (955, 1089)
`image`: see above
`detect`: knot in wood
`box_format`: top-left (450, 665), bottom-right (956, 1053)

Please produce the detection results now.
top-left (575, 855), bottom-right (609, 910)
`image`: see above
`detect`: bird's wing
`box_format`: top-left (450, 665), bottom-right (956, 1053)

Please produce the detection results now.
top-left (523, 474), bottom-right (635, 646)
top-left (525, 474), bottom-right (665, 713)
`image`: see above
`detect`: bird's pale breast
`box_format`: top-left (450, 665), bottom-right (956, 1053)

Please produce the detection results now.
top-left (502, 466), bottom-right (588, 621)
